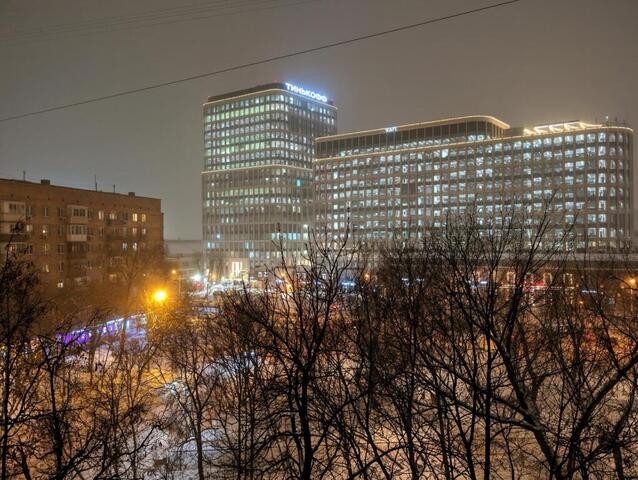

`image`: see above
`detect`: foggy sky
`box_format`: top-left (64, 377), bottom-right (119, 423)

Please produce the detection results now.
top-left (1, 0), bottom-right (637, 240)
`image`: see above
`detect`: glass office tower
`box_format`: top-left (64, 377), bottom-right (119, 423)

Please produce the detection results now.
top-left (203, 82), bottom-right (337, 280)
top-left (315, 116), bottom-right (633, 256)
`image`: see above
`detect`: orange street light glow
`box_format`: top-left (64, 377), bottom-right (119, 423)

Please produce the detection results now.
top-left (153, 289), bottom-right (168, 303)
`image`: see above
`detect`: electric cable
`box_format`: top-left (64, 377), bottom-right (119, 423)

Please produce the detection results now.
top-left (0, 0), bottom-right (523, 124)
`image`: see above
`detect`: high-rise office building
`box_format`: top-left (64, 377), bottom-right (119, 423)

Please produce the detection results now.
top-left (315, 116), bottom-right (633, 255)
top-left (202, 82), bottom-right (337, 280)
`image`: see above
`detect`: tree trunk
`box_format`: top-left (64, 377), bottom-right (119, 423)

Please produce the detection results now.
top-left (484, 329), bottom-right (492, 480)
top-left (1, 343), bottom-right (11, 480)
top-left (299, 377), bottom-right (313, 480)
top-left (194, 420), bottom-right (205, 480)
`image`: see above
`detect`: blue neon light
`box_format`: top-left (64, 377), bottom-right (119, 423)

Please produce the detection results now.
top-left (284, 82), bottom-right (328, 103)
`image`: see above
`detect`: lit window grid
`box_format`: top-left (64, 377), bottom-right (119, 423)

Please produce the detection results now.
top-left (315, 128), bottom-right (633, 251)
top-left (204, 94), bottom-right (336, 172)
top-left (203, 89), bottom-right (337, 277)
top-left (203, 166), bottom-right (313, 243)
top-left (316, 118), bottom-right (507, 159)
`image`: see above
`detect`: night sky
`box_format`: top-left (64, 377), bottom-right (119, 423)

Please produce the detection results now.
top-left (1, 0), bottom-right (637, 240)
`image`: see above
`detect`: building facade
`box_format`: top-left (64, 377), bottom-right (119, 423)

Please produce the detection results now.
top-left (315, 116), bottom-right (633, 253)
top-left (202, 82), bottom-right (337, 280)
top-left (165, 239), bottom-right (204, 282)
top-left (0, 178), bottom-right (163, 290)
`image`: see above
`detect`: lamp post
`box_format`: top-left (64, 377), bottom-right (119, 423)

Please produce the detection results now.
top-left (171, 269), bottom-right (182, 295)
top-left (145, 288), bottom-right (169, 333)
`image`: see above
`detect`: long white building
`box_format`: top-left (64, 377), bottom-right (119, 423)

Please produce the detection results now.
top-left (315, 116), bottom-right (633, 252)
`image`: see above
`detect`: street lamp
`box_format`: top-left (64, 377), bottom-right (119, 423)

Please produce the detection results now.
top-left (146, 288), bottom-right (170, 333)
top-left (153, 289), bottom-right (168, 303)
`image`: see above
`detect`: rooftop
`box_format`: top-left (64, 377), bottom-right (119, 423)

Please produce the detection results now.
top-left (205, 81), bottom-right (335, 106)
top-left (316, 115), bottom-right (510, 142)
top-left (317, 116), bottom-right (633, 142)
top-left (0, 177), bottom-right (161, 202)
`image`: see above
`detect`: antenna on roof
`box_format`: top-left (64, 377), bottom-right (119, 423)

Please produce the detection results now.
top-left (113, 184), bottom-right (116, 193)
top-left (22, 170), bottom-right (25, 181)
top-left (94, 174), bottom-right (98, 191)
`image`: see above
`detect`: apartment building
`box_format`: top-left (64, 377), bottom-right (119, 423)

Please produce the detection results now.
top-left (0, 178), bottom-right (163, 290)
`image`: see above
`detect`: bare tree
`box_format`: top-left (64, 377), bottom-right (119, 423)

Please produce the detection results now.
top-left (24, 315), bottom-right (113, 480)
top-left (154, 300), bottom-right (220, 480)
top-left (2, 233), bottom-right (164, 479)
top-left (220, 231), bottom-right (359, 479)
top-left (367, 206), bottom-right (638, 479)
top-left (96, 336), bottom-right (167, 479)
top-left (202, 306), bottom-right (272, 480)
top-left (0, 233), bottom-right (48, 479)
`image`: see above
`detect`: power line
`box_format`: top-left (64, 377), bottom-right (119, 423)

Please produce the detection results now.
top-left (0, 0), bottom-right (523, 124)
top-left (0, 0), bottom-right (315, 46)
top-left (1, 0), bottom-right (246, 39)
top-left (1, 0), bottom-right (254, 38)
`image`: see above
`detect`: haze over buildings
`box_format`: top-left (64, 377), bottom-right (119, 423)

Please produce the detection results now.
top-left (1, 0), bottom-right (637, 240)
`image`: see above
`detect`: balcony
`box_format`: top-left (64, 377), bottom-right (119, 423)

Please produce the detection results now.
top-left (67, 233), bottom-right (88, 242)
top-left (0, 232), bottom-right (28, 242)
top-left (69, 215), bottom-right (88, 225)
top-left (68, 205), bottom-right (89, 224)
top-left (0, 201), bottom-right (26, 223)
top-left (0, 242), bottom-right (29, 255)
top-left (0, 212), bottom-right (25, 223)
top-left (0, 222), bottom-right (30, 242)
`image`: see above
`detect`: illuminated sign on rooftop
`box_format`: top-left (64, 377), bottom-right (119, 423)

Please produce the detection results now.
top-left (285, 82), bottom-right (328, 103)
top-left (385, 126), bottom-right (398, 133)
top-left (524, 121), bottom-right (600, 135)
